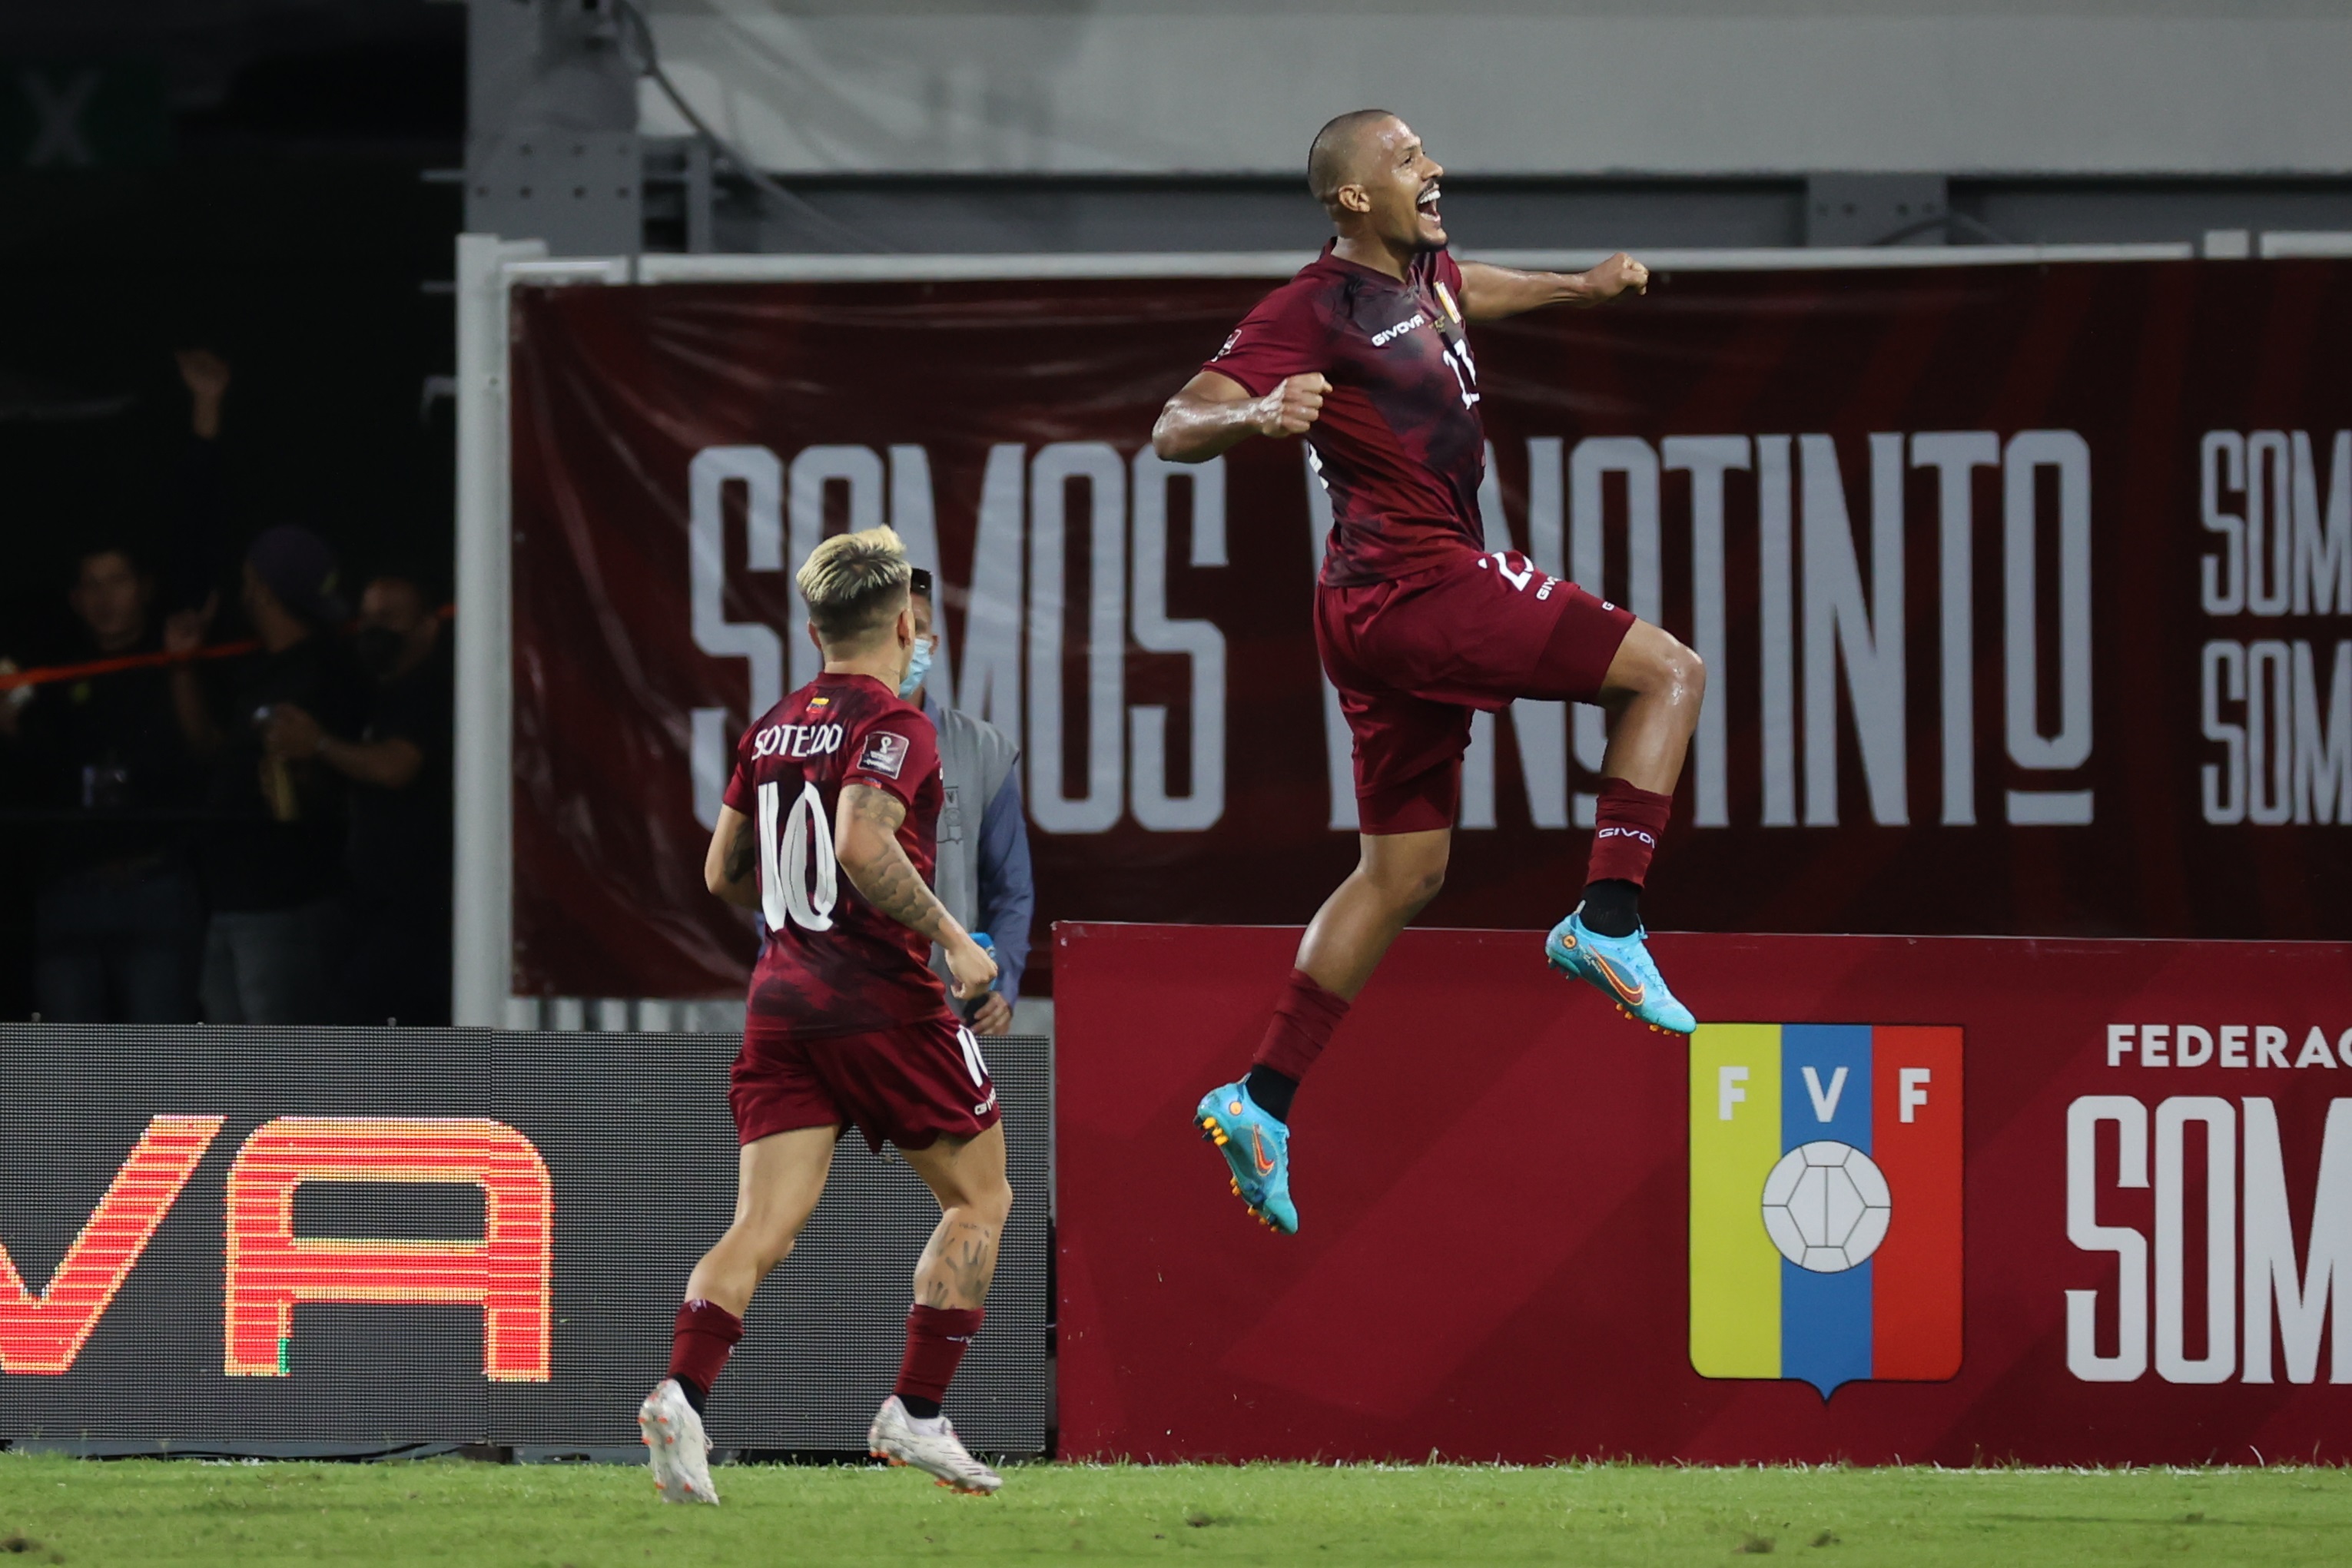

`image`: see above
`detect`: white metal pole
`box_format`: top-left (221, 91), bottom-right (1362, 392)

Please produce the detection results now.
top-left (452, 234), bottom-right (545, 1027)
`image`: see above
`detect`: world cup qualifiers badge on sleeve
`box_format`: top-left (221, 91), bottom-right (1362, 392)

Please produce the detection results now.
top-left (1688, 1025), bottom-right (1965, 1397)
top-left (860, 731), bottom-right (910, 778)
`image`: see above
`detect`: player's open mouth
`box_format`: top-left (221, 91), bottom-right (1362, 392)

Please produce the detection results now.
top-left (1418, 185), bottom-right (1441, 223)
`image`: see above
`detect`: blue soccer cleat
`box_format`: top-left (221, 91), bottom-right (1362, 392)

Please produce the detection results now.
top-left (1195, 1081), bottom-right (1299, 1235)
top-left (1545, 909), bottom-right (1698, 1036)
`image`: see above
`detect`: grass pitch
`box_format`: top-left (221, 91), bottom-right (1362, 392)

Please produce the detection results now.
top-left (3, 1451), bottom-right (2349, 1566)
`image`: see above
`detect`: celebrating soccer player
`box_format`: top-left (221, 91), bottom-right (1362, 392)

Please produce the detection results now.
top-left (1153, 110), bottom-right (1704, 1235)
top-left (637, 529), bottom-right (1012, 1501)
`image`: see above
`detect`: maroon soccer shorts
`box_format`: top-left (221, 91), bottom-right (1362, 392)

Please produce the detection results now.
top-left (730, 1012), bottom-right (1001, 1154)
top-left (1315, 548), bottom-right (1636, 836)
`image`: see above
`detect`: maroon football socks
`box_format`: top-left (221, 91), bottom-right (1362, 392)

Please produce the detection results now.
top-left (1581, 778), bottom-right (1674, 936)
top-left (672, 1298), bottom-right (982, 1423)
top-left (894, 1304), bottom-right (984, 1419)
top-left (1245, 968), bottom-right (1351, 1122)
top-left (668, 1298), bottom-right (743, 1415)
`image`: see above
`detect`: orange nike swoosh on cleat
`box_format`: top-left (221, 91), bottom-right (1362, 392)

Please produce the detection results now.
top-left (1590, 954), bottom-right (1646, 1007)
top-left (1250, 1128), bottom-right (1277, 1175)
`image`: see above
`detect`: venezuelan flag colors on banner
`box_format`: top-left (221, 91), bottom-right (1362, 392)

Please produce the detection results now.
top-left (1690, 1025), bottom-right (1963, 1396)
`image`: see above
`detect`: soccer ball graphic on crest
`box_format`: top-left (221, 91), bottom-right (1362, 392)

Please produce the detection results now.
top-left (1760, 1141), bottom-right (1892, 1272)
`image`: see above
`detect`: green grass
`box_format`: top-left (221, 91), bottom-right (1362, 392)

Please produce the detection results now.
top-left (3, 1451), bottom-right (2350, 1566)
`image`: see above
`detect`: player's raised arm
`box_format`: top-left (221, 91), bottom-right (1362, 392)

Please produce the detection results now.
top-left (1456, 254), bottom-right (1649, 323)
top-left (1151, 369), bottom-right (1330, 463)
top-left (704, 804), bottom-right (761, 908)
top-left (837, 782), bottom-right (999, 999)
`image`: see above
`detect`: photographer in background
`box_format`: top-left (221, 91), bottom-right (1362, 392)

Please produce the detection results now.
top-left (906, 568), bottom-right (1033, 1035)
top-left (264, 570), bottom-right (453, 1025)
top-left (171, 525), bottom-right (368, 1024)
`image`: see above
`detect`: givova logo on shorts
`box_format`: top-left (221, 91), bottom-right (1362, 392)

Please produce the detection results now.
top-left (1689, 1025), bottom-right (1963, 1395)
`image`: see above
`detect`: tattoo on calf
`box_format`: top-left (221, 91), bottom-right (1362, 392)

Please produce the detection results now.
top-left (918, 1218), bottom-right (998, 1310)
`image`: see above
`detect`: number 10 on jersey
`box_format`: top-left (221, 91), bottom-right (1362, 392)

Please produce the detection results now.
top-left (758, 780), bottom-right (838, 932)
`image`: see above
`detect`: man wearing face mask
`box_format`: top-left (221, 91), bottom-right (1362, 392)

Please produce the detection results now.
top-left (262, 571), bottom-right (453, 1024)
top-left (905, 568), bottom-right (1032, 1037)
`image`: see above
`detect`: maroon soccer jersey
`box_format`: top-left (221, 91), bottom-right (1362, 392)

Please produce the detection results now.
top-left (1203, 243), bottom-right (1485, 585)
top-left (720, 671), bottom-right (951, 1035)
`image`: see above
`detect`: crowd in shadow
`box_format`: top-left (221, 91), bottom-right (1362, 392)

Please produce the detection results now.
top-left (0, 353), bottom-right (453, 1026)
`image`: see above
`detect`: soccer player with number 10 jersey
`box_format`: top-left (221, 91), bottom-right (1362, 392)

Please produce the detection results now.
top-left (1154, 110), bottom-right (1710, 1235)
top-left (636, 528), bottom-right (1013, 1503)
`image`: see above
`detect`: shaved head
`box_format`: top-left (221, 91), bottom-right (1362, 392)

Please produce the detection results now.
top-left (1308, 108), bottom-right (1399, 207)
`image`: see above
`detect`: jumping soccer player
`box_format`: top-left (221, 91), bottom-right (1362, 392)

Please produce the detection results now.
top-left (1153, 110), bottom-right (1704, 1234)
top-left (637, 528), bottom-right (1012, 1502)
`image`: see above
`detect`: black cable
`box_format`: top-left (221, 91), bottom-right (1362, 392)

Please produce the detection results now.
top-left (609, 0), bottom-right (893, 254)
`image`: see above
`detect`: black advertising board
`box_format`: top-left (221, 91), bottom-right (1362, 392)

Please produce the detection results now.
top-left (0, 1027), bottom-right (1050, 1457)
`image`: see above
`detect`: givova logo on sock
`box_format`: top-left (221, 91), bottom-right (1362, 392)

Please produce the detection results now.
top-left (1689, 1025), bottom-right (1962, 1396)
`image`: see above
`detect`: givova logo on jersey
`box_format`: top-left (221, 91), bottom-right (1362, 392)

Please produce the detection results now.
top-left (1689, 1025), bottom-right (1963, 1395)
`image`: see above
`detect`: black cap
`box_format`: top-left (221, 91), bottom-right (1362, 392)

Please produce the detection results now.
top-left (246, 525), bottom-right (347, 627)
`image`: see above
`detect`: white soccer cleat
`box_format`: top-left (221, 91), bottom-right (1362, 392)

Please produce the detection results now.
top-left (867, 1394), bottom-right (1003, 1495)
top-left (638, 1377), bottom-right (721, 1504)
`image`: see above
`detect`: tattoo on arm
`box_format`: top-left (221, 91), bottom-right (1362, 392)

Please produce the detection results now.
top-left (841, 785), bottom-right (957, 940)
top-left (722, 817), bottom-right (758, 886)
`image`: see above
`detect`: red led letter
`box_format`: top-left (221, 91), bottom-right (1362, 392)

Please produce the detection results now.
top-left (224, 1117), bottom-right (552, 1381)
top-left (1, 1115), bottom-right (224, 1374)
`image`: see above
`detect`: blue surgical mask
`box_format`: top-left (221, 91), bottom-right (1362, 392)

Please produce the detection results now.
top-left (899, 634), bottom-right (934, 699)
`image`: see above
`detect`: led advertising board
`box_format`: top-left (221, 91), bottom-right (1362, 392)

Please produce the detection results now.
top-left (0, 1029), bottom-right (1049, 1457)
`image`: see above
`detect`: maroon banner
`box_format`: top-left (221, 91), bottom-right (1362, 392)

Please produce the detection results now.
top-left (507, 261), bottom-right (2352, 998)
top-left (1057, 922), bottom-right (2352, 1464)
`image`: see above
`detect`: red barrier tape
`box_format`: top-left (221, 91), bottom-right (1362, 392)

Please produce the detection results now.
top-left (0, 640), bottom-right (260, 692)
top-left (0, 605), bottom-right (454, 693)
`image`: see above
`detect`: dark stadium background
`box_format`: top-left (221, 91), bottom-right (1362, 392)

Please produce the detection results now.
top-left (0, 3), bottom-right (464, 1020)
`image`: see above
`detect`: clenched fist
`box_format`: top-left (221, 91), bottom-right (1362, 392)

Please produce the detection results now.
top-left (1254, 373), bottom-right (1329, 439)
top-left (946, 932), bottom-right (1000, 1001)
top-left (1587, 253), bottom-right (1650, 301)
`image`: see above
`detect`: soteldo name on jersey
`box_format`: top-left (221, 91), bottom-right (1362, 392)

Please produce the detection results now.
top-left (749, 721), bottom-right (847, 761)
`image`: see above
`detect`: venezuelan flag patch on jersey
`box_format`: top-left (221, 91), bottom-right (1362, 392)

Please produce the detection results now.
top-left (1689, 1024), bottom-right (1963, 1396)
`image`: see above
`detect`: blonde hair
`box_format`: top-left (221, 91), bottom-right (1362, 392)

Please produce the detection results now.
top-left (796, 525), bottom-right (912, 648)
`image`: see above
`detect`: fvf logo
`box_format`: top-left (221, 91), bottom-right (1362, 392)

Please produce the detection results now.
top-left (1, 1116), bottom-right (552, 1381)
top-left (1690, 1024), bottom-right (1964, 1396)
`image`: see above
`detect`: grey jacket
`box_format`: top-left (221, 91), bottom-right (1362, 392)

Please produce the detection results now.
top-left (924, 697), bottom-right (1023, 991)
